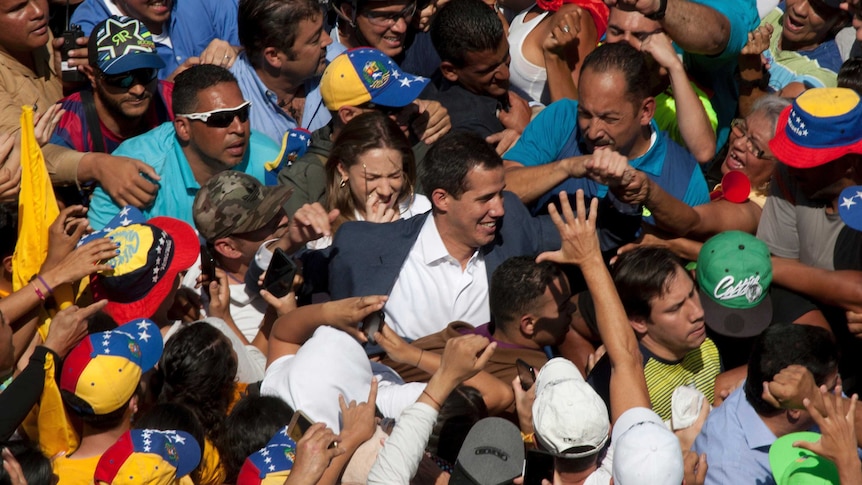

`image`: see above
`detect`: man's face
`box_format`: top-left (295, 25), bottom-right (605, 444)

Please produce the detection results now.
top-left (639, 266), bottom-right (706, 360)
top-left (0, 0), bottom-right (48, 54)
top-left (93, 68), bottom-right (158, 120)
top-left (179, 82), bottom-right (250, 171)
top-left (530, 275), bottom-right (576, 347)
top-left (447, 37), bottom-right (511, 98)
top-left (605, 7), bottom-right (663, 50)
top-left (228, 211), bottom-right (289, 263)
top-left (435, 165), bottom-right (506, 254)
top-left (118, 0), bottom-right (172, 31)
top-left (787, 156), bottom-right (855, 201)
top-left (282, 15), bottom-right (333, 81)
top-left (577, 67), bottom-right (648, 156)
top-left (355, 0), bottom-right (416, 58)
top-left (783, 0), bottom-right (843, 50)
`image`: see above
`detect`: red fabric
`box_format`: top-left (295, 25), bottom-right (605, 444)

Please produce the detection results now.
top-left (535, 0), bottom-right (609, 38)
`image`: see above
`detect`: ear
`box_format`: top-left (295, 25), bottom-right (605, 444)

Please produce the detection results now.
top-left (263, 46), bottom-right (283, 69)
top-left (431, 188), bottom-right (449, 212)
top-left (87, 69), bottom-right (98, 89)
top-left (787, 408), bottom-right (803, 421)
top-left (174, 117), bottom-right (191, 142)
top-left (2, 255), bottom-right (12, 276)
top-left (213, 237), bottom-right (242, 260)
top-left (629, 316), bottom-right (649, 336)
top-left (519, 314), bottom-right (535, 336)
top-left (640, 97), bottom-right (656, 126)
top-left (440, 61), bottom-right (460, 83)
top-left (338, 105), bottom-right (364, 125)
top-left (336, 162), bottom-right (349, 182)
top-left (336, 3), bottom-right (356, 26)
top-left (129, 394), bottom-right (139, 415)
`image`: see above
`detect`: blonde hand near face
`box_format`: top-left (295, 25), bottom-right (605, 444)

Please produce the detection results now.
top-left (364, 191), bottom-right (400, 223)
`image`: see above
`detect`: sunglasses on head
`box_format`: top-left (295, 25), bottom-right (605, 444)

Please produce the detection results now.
top-left (176, 101), bottom-right (252, 128)
top-left (101, 68), bottom-right (159, 89)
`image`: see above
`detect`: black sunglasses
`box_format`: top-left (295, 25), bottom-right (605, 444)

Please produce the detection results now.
top-left (101, 68), bottom-right (158, 89)
top-left (177, 101), bottom-right (252, 128)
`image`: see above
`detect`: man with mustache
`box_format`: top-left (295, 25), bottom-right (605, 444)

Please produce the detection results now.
top-left (52, 17), bottom-right (173, 165)
top-left (502, 42), bottom-right (708, 241)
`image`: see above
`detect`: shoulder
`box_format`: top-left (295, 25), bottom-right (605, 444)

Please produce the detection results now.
top-left (334, 213), bottom-right (428, 245)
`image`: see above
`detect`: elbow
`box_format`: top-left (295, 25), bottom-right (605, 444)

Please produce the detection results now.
top-left (704, 20), bottom-right (730, 56)
top-left (484, 383), bottom-right (515, 416)
top-left (693, 141), bottom-right (717, 165)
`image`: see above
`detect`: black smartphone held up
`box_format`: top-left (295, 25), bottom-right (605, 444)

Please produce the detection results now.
top-left (361, 310), bottom-right (385, 345)
top-left (286, 410), bottom-right (315, 442)
top-left (524, 449), bottom-right (555, 485)
top-left (60, 24), bottom-right (85, 83)
top-left (516, 358), bottom-right (536, 391)
top-left (264, 248), bottom-right (298, 298)
top-left (199, 245), bottom-right (216, 298)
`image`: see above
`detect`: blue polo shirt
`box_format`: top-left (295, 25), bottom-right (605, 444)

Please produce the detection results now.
top-left (230, 43), bottom-right (346, 144)
top-left (87, 122), bottom-right (280, 229)
top-left (503, 99), bottom-right (709, 221)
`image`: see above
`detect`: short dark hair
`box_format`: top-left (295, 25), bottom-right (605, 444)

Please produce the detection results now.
top-left (612, 247), bottom-right (688, 320)
top-left (0, 441), bottom-right (52, 485)
top-left (419, 131), bottom-right (502, 200)
top-left (0, 203), bottom-right (18, 259)
top-left (490, 256), bottom-right (563, 329)
top-left (744, 324), bottom-right (838, 416)
top-left (430, 0), bottom-right (504, 68)
top-left (172, 65), bottom-right (239, 115)
top-left (61, 391), bottom-right (134, 429)
top-left (580, 42), bottom-right (652, 104)
top-left (427, 385), bottom-right (488, 464)
top-left (238, 0), bottom-right (323, 65)
top-left (838, 58), bottom-right (862, 96)
top-left (218, 395), bottom-right (294, 483)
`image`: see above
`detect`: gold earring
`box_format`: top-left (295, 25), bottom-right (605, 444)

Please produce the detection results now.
top-left (340, 178), bottom-right (347, 188)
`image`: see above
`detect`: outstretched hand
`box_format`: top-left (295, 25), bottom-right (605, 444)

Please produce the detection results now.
top-left (795, 386), bottom-right (860, 468)
top-left (536, 190), bottom-right (602, 268)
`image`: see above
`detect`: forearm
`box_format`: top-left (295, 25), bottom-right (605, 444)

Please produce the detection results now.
top-left (367, 402), bottom-right (439, 485)
top-left (544, 55), bottom-right (579, 103)
top-left (662, 0), bottom-right (730, 55)
top-left (771, 258), bottom-right (862, 313)
top-left (0, 346), bottom-right (56, 441)
top-left (643, 177), bottom-right (702, 236)
top-left (413, 349), bottom-right (513, 414)
top-left (42, 143), bottom-right (84, 185)
top-left (737, 55), bottom-right (766, 118)
top-left (666, 64), bottom-right (715, 164)
top-left (503, 158), bottom-right (586, 204)
top-left (270, 302), bottom-right (332, 345)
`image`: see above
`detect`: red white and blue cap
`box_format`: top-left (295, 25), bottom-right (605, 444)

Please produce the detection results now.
top-left (236, 426), bottom-right (297, 485)
top-left (769, 88), bottom-right (862, 169)
top-left (88, 16), bottom-right (165, 75)
top-left (95, 429), bottom-right (201, 485)
top-left (838, 186), bottom-right (862, 231)
top-left (320, 48), bottom-right (429, 111)
top-left (87, 206), bottom-right (199, 324)
top-left (264, 128), bottom-right (313, 185)
top-left (60, 319), bottom-right (162, 416)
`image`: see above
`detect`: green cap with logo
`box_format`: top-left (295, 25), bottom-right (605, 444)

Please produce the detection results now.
top-left (696, 231), bottom-right (773, 338)
top-left (770, 432), bottom-right (840, 485)
top-left (193, 172), bottom-right (292, 241)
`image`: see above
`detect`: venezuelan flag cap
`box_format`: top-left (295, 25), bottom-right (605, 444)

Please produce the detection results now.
top-left (236, 426), bottom-right (297, 485)
top-left (95, 429), bottom-right (201, 485)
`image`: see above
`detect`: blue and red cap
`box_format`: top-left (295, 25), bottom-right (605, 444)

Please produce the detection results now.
top-left (321, 48), bottom-right (429, 111)
top-left (236, 426), bottom-right (297, 485)
top-left (95, 429), bottom-right (201, 485)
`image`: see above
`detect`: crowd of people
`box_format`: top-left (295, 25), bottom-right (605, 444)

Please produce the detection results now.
top-left (2, 0), bottom-right (862, 483)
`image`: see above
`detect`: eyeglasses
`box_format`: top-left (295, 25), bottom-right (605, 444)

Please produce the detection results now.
top-left (361, 2), bottom-right (417, 27)
top-left (730, 118), bottom-right (773, 160)
top-left (100, 68), bottom-right (158, 89)
top-left (176, 101), bottom-right (252, 128)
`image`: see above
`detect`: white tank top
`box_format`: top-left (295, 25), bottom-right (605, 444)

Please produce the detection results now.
top-left (508, 5), bottom-right (551, 105)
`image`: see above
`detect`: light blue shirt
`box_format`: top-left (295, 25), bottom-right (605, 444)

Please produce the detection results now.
top-left (88, 122), bottom-right (280, 229)
top-left (693, 386), bottom-right (777, 485)
top-left (230, 44), bottom-right (346, 144)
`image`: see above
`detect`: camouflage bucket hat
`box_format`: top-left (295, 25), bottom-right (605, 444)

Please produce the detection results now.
top-left (193, 172), bottom-right (292, 241)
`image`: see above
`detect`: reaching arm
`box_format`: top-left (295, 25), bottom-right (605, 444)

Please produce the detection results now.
top-left (537, 189), bottom-right (650, 422)
top-left (771, 257), bottom-right (862, 314)
top-left (503, 156), bottom-right (589, 204)
top-left (542, 5), bottom-right (598, 102)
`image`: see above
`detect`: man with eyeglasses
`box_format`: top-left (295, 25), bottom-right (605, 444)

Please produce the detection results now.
top-left (87, 64), bottom-right (281, 229)
top-left (52, 17), bottom-right (173, 181)
top-left (332, 0), bottom-right (441, 78)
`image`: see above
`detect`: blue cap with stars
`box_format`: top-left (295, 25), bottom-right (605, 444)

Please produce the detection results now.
top-left (60, 319), bottom-right (163, 416)
top-left (838, 186), bottom-right (862, 231)
top-left (320, 47), bottom-right (429, 111)
top-left (95, 429), bottom-right (201, 484)
top-left (236, 426), bottom-right (297, 485)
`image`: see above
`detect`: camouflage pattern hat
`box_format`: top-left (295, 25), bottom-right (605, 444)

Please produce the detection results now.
top-left (193, 172), bottom-right (292, 241)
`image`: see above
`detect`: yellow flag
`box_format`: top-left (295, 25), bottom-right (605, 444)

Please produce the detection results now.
top-left (12, 105), bottom-right (72, 339)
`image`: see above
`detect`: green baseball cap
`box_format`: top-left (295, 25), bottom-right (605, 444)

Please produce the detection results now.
top-left (770, 432), bottom-right (840, 485)
top-left (696, 231), bottom-right (773, 337)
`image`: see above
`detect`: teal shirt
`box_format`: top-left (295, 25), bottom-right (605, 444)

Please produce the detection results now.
top-left (88, 122), bottom-right (280, 229)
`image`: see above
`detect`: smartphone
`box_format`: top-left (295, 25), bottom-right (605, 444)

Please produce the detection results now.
top-left (199, 245), bottom-right (216, 298)
top-left (286, 410), bottom-right (314, 442)
top-left (60, 25), bottom-right (86, 83)
top-left (361, 310), bottom-right (385, 345)
top-left (523, 449), bottom-right (555, 485)
top-left (516, 359), bottom-right (536, 391)
top-left (264, 248), bottom-right (298, 298)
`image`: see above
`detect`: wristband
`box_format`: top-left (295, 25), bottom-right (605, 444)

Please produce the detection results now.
top-left (34, 283), bottom-right (46, 301)
top-left (422, 390), bottom-right (443, 409)
top-left (37, 275), bottom-right (53, 294)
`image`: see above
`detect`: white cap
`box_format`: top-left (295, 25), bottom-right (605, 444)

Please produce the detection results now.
top-left (611, 407), bottom-right (684, 485)
top-left (532, 358), bottom-right (610, 458)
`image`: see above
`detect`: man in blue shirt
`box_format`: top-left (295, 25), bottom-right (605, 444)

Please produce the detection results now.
top-left (503, 43), bottom-right (708, 232)
top-left (88, 65), bottom-right (281, 229)
top-left (693, 324), bottom-right (839, 485)
top-left (231, 0), bottom-right (346, 143)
